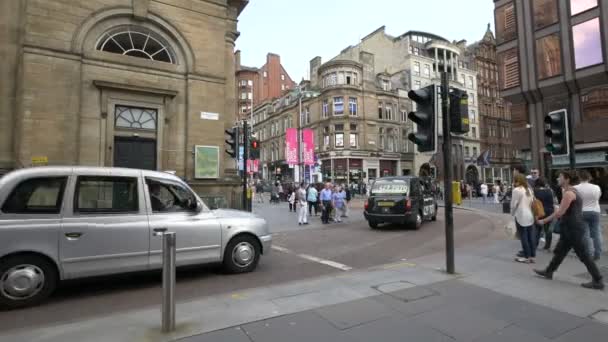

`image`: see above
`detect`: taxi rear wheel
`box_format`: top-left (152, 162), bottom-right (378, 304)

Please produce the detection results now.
top-left (368, 221), bottom-right (378, 229)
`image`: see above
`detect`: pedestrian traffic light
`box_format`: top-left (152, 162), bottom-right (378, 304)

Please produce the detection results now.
top-left (225, 127), bottom-right (239, 158)
top-left (449, 89), bottom-right (470, 134)
top-left (249, 138), bottom-right (260, 159)
top-left (408, 84), bottom-right (437, 153)
top-left (544, 109), bottom-right (569, 156)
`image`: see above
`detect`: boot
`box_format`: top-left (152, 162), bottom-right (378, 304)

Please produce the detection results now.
top-left (581, 280), bottom-right (605, 290)
top-left (534, 269), bottom-right (553, 280)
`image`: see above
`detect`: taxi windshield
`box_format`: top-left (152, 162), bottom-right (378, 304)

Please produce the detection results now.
top-left (371, 180), bottom-right (409, 195)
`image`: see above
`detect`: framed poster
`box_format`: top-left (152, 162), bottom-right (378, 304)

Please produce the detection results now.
top-left (194, 145), bottom-right (219, 179)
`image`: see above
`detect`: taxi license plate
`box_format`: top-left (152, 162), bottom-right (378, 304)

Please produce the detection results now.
top-left (377, 201), bottom-right (394, 207)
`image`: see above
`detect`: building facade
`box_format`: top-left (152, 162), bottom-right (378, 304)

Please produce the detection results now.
top-left (468, 25), bottom-right (516, 185)
top-left (494, 0), bottom-right (608, 201)
top-left (235, 52), bottom-right (296, 121)
top-left (334, 27), bottom-right (481, 183)
top-left (0, 0), bottom-right (248, 207)
top-left (252, 27), bottom-right (482, 185)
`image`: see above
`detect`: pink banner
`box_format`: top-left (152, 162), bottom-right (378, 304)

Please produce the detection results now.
top-left (302, 129), bottom-right (315, 166)
top-left (247, 159), bottom-right (259, 173)
top-left (285, 128), bottom-right (298, 165)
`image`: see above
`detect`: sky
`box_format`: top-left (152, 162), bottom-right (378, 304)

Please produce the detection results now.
top-left (235, 0), bottom-right (496, 81)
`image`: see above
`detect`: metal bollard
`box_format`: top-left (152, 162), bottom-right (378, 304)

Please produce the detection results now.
top-left (156, 231), bottom-right (176, 333)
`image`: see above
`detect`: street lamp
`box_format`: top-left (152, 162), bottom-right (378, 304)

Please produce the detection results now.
top-left (295, 86), bottom-right (320, 184)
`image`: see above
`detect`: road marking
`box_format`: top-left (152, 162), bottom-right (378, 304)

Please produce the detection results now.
top-left (382, 261), bottom-right (417, 269)
top-left (271, 245), bottom-right (353, 271)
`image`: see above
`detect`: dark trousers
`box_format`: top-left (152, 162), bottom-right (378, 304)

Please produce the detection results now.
top-left (517, 222), bottom-right (536, 258)
top-left (321, 200), bottom-right (332, 223)
top-left (535, 222), bottom-right (553, 250)
top-left (308, 201), bottom-right (318, 215)
top-left (546, 225), bottom-right (603, 282)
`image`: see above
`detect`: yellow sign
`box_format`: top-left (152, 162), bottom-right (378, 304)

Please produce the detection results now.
top-left (460, 99), bottom-right (468, 105)
top-left (462, 118), bottom-right (470, 125)
top-left (31, 156), bottom-right (48, 166)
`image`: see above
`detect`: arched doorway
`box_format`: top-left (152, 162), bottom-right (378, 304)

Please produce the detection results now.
top-left (466, 165), bottom-right (480, 185)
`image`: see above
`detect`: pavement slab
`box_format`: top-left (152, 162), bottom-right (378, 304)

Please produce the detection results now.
top-left (344, 315), bottom-right (454, 342)
top-left (411, 305), bottom-right (511, 341)
top-left (472, 325), bottom-right (551, 342)
top-left (314, 297), bottom-right (395, 330)
top-left (241, 311), bottom-right (351, 342)
top-left (175, 327), bottom-right (251, 342)
top-left (553, 321), bottom-right (608, 342)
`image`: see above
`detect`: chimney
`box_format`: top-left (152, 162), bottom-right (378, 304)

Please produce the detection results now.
top-left (235, 50), bottom-right (241, 70)
top-left (309, 56), bottom-right (322, 87)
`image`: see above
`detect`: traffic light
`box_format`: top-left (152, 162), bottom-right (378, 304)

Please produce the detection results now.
top-left (544, 109), bottom-right (569, 156)
top-left (249, 138), bottom-right (260, 159)
top-left (225, 127), bottom-right (239, 158)
top-left (408, 84), bottom-right (437, 153)
top-left (449, 89), bottom-right (470, 134)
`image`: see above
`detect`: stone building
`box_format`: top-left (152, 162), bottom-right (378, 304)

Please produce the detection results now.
top-left (0, 0), bottom-right (248, 207)
top-left (494, 0), bottom-right (608, 201)
top-left (332, 27), bottom-right (481, 183)
top-left (467, 25), bottom-right (516, 185)
top-left (235, 52), bottom-right (296, 121)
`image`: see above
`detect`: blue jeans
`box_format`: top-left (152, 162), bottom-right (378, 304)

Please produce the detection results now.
top-left (517, 222), bottom-right (536, 258)
top-left (582, 211), bottom-right (602, 259)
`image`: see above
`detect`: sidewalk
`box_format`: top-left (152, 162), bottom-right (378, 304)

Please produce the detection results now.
top-left (182, 240), bottom-right (608, 342)
top-left (4, 234), bottom-right (607, 341)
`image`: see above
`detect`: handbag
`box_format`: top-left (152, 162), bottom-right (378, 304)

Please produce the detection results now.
top-left (531, 198), bottom-right (545, 219)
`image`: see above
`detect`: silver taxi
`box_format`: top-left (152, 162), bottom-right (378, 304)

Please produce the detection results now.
top-left (0, 167), bottom-right (271, 309)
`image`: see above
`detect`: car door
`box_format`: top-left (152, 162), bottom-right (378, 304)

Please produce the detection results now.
top-left (145, 177), bottom-right (221, 268)
top-left (418, 178), bottom-right (436, 220)
top-left (59, 173), bottom-right (150, 279)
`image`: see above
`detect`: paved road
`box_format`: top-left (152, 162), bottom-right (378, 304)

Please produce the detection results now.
top-left (0, 200), bottom-right (500, 334)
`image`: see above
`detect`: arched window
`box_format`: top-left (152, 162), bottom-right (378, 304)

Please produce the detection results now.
top-left (96, 26), bottom-right (176, 64)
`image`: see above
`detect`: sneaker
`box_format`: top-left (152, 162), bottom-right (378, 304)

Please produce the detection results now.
top-left (533, 269), bottom-right (553, 280)
top-left (581, 281), bottom-right (605, 290)
top-left (515, 257), bottom-right (529, 263)
top-left (539, 237), bottom-right (546, 245)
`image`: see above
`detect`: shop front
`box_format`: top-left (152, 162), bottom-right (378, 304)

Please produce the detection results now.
top-left (379, 160), bottom-right (397, 177)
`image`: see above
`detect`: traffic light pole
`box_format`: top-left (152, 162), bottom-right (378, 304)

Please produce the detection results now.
top-left (242, 120), bottom-right (249, 211)
top-left (567, 109), bottom-right (576, 170)
top-left (441, 71), bottom-right (455, 275)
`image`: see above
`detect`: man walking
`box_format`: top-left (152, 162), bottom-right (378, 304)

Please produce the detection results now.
top-left (480, 182), bottom-right (488, 204)
top-left (575, 170), bottom-right (603, 260)
top-left (255, 181), bottom-right (264, 203)
top-left (320, 182), bottom-right (333, 224)
top-left (493, 181), bottom-right (501, 204)
top-left (343, 184), bottom-right (351, 217)
top-left (297, 183), bottom-right (308, 226)
top-left (307, 184), bottom-right (318, 216)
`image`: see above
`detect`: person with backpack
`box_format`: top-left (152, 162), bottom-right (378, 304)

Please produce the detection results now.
top-left (533, 178), bottom-right (555, 250)
top-left (255, 181), bottom-right (264, 203)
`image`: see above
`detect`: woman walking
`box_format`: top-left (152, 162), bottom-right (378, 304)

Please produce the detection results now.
top-left (511, 174), bottom-right (536, 263)
top-left (534, 171), bottom-right (604, 290)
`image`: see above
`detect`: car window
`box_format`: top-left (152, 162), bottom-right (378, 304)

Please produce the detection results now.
top-left (1, 177), bottom-right (68, 214)
top-left (146, 178), bottom-right (196, 213)
top-left (371, 179), bottom-right (409, 195)
top-left (75, 176), bottom-right (139, 213)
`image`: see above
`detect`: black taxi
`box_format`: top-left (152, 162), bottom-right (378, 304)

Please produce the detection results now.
top-left (364, 176), bottom-right (437, 229)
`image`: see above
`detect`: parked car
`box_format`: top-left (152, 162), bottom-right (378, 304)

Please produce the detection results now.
top-left (364, 176), bottom-right (437, 229)
top-left (0, 167), bottom-right (272, 309)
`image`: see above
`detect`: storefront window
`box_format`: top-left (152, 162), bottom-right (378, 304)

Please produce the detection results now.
top-left (573, 18), bottom-right (603, 69)
top-left (536, 34), bottom-right (562, 79)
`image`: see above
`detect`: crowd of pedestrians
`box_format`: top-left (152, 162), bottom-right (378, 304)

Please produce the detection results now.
top-left (507, 165), bottom-right (604, 290)
top-left (253, 180), bottom-right (355, 226)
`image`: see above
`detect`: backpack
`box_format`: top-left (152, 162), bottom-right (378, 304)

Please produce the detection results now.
top-left (531, 197), bottom-right (545, 219)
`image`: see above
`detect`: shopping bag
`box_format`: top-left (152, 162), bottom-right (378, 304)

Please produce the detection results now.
top-left (505, 221), bottom-right (518, 240)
